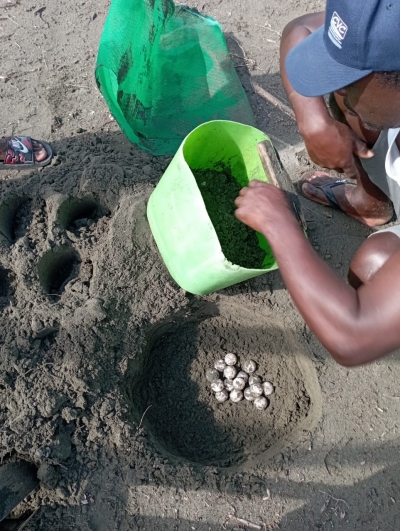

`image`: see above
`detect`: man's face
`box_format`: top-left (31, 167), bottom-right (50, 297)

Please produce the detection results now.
top-left (336, 73), bottom-right (400, 131)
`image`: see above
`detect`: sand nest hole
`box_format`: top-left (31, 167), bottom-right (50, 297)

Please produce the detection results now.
top-left (0, 196), bottom-right (32, 246)
top-left (57, 196), bottom-right (108, 232)
top-left (0, 266), bottom-right (12, 307)
top-left (128, 301), bottom-right (321, 469)
top-left (37, 246), bottom-right (80, 297)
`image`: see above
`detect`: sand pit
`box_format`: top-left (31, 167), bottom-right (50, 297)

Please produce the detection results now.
top-left (1, 1), bottom-right (400, 530)
top-left (130, 302), bottom-right (320, 469)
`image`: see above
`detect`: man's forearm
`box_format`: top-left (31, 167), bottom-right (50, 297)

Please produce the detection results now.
top-left (280, 12), bottom-right (330, 131)
top-left (234, 181), bottom-right (398, 365)
top-left (262, 219), bottom-right (368, 365)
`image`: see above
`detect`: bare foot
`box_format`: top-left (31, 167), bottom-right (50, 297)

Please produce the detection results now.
top-left (0, 138), bottom-right (47, 163)
top-left (300, 171), bottom-right (393, 227)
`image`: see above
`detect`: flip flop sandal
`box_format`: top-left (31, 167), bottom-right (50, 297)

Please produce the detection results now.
top-left (298, 178), bottom-right (356, 212)
top-left (0, 136), bottom-right (53, 170)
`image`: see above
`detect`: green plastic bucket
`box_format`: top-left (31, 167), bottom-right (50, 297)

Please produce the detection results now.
top-left (147, 120), bottom-right (278, 295)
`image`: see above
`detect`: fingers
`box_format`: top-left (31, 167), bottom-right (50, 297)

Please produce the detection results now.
top-left (342, 150), bottom-right (363, 180)
top-left (339, 133), bottom-right (373, 179)
top-left (233, 207), bottom-right (242, 220)
top-left (344, 154), bottom-right (369, 181)
top-left (234, 195), bottom-right (242, 207)
top-left (342, 166), bottom-right (357, 181)
top-left (248, 179), bottom-right (268, 188)
top-left (237, 180), bottom-right (270, 198)
top-left (353, 138), bottom-right (374, 159)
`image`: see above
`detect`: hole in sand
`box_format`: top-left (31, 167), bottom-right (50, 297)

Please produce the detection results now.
top-left (0, 196), bottom-right (31, 246)
top-left (2, 511), bottom-right (36, 531)
top-left (0, 458), bottom-right (39, 524)
top-left (0, 266), bottom-right (12, 305)
top-left (37, 247), bottom-right (80, 297)
top-left (57, 196), bottom-right (108, 231)
top-left (128, 302), bottom-right (321, 469)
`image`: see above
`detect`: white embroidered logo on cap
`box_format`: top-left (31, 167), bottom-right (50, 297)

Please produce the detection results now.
top-left (328, 11), bottom-right (348, 49)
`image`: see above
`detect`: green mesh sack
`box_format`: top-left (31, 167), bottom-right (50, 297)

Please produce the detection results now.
top-left (95, 0), bottom-right (255, 155)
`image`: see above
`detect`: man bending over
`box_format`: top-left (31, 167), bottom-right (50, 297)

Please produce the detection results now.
top-left (235, 0), bottom-right (400, 366)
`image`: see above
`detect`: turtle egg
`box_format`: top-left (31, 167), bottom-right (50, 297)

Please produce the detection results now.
top-left (211, 379), bottom-right (225, 393)
top-left (215, 390), bottom-right (229, 403)
top-left (237, 371), bottom-right (249, 383)
top-left (224, 353), bottom-right (238, 366)
top-left (206, 369), bottom-right (220, 382)
top-left (248, 374), bottom-right (261, 385)
top-left (244, 387), bottom-right (255, 401)
top-left (223, 366), bottom-right (237, 380)
top-left (249, 383), bottom-right (263, 397)
top-left (254, 396), bottom-right (269, 410)
top-left (214, 359), bottom-right (226, 372)
top-left (262, 381), bottom-right (274, 396)
top-left (230, 389), bottom-right (243, 403)
top-left (224, 379), bottom-right (234, 392)
top-left (233, 377), bottom-right (246, 391)
top-left (243, 360), bottom-right (257, 373)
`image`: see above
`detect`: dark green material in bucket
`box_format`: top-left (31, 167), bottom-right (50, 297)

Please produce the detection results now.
top-left (193, 169), bottom-right (268, 269)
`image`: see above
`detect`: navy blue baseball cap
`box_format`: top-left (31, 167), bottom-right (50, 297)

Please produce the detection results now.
top-left (286, 0), bottom-right (400, 97)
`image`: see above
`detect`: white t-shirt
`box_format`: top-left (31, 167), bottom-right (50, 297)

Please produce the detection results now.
top-left (362, 128), bottom-right (400, 236)
top-left (386, 128), bottom-right (400, 183)
top-left (361, 128), bottom-right (400, 234)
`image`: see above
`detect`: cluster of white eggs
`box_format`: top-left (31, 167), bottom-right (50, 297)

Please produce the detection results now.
top-left (206, 353), bottom-right (274, 410)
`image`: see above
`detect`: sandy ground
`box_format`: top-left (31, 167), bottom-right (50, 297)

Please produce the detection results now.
top-left (1, 0), bottom-right (400, 530)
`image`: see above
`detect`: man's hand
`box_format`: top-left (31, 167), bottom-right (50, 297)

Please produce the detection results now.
top-left (301, 116), bottom-right (373, 181)
top-left (234, 180), bottom-right (296, 235)
top-left (280, 12), bottom-right (374, 181)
